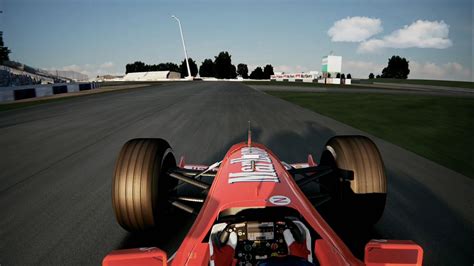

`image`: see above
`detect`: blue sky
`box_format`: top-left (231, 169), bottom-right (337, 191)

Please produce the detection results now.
top-left (1, 0), bottom-right (473, 80)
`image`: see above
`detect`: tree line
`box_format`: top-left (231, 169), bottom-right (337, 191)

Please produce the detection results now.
top-left (1, 30), bottom-right (413, 81)
top-left (126, 54), bottom-right (412, 81)
top-left (369, 55), bottom-right (410, 79)
top-left (125, 51), bottom-right (273, 79)
top-left (0, 31), bottom-right (11, 64)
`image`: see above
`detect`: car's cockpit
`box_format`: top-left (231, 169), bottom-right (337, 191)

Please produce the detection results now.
top-left (208, 207), bottom-right (319, 266)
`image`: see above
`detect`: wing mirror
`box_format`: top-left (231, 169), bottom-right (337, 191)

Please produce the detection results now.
top-left (364, 240), bottom-right (423, 266)
top-left (103, 247), bottom-right (167, 266)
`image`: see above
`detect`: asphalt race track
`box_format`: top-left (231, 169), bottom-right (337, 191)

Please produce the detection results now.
top-left (0, 82), bottom-right (472, 265)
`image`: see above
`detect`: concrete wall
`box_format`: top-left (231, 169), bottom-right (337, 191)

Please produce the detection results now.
top-left (0, 82), bottom-right (98, 102)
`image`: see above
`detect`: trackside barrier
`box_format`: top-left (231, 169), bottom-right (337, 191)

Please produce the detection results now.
top-left (270, 77), bottom-right (351, 84)
top-left (79, 83), bottom-right (93, 91)
top-left (0, 82), bottom-right (99, 102)
top-left (52, 85), bottom-right (68, 94)
top-left (13, 88), bottom-right (36, 100)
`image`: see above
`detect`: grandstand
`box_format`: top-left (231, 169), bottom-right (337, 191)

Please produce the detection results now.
top-left (0, 61), bottom-right (71, 87)
top-left (0, 69), bottom-right (44, 87)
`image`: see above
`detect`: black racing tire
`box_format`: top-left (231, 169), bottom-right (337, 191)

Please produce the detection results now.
top-left (112, 138), bottom-right (177, 231)
top-left (320, 135), bottom-right (387, 225)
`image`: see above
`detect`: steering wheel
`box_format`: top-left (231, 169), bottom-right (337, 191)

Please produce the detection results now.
top-left (212, 219), bottom-right (305, 249)
top-left (284, 219), bottom-right (305, 243)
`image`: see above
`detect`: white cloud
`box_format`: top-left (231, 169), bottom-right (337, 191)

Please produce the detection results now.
top-left (358, 20), bottom-right (452, 53)
top-left (273, 65), bottom-right (292, 73)
top-left (247, 64), bottom-right (260, 72)
top-left (410, 61), bottom-right (471, 81)
top-left (100, 62), bottom-right (115, 68)
top-left (342, 60), bottom-right (471, 81)
top-left (49, 62), bottom-right (122, 79)
top-left (274, 65), bottom-right (309, 73)
top-left (328, 16), bottom-right (383, 42)
top-left (60, 64), bottom-right (83, 73)
top-left (342, 60), bottom-right (385, 78)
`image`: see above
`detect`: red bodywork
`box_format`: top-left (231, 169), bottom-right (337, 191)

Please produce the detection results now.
top-left (104, 142), bottom-right (423, 266)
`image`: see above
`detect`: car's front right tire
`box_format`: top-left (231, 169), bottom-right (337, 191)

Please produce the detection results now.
top-left (320, 135), bottom-right (387, 225)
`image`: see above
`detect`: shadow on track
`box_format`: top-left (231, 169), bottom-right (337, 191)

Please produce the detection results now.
top-left (116, 122), bottom-right (388, 261)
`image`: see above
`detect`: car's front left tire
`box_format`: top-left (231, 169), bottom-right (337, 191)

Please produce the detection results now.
top-left (112, 138), bottom-right (177, 231)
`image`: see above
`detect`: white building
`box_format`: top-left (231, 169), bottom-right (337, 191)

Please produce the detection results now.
top-left (321, 55), bottom-right (342, 77)
top-left (122, 71), bottom-right (180, 81)
top-left (269, 54), bottom-right (351, 85)
top-left (319, 55), bottom-right (351, 85)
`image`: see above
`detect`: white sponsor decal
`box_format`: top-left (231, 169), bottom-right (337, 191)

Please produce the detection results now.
top-left (270, 73), bottom-right (317, 79)
top-left (269, 195), bottom-right (291, 206)
top-left (228, 147), bottom-right (279, 183)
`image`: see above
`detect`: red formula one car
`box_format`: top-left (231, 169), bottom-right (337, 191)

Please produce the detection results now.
top-left (103, 132), bottom-right (423, 266)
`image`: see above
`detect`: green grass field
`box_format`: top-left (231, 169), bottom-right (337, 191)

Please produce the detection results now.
top-left (267, 91), bottom-right (474, 178)
top-left (358, 78), bottom-right (474, 88)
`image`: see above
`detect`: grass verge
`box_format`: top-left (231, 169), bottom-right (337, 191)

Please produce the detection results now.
top-left (358, 78), bottom-right (474, 88)
top-left (242, 80), bottom-right (365, 88)
top-left (267, 91), bottom-right (474, 178)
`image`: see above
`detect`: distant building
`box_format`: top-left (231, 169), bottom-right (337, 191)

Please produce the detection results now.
top-left (269, 54), bottom-right (351, 85)
top-left (122, 71), bottom-right (181, 81)
top-left (321, 55), bottom-right (342, 78)
top-left (319, 55), bottom-right (351, 84)
top-left (270, 71), bottom-right (319, 82)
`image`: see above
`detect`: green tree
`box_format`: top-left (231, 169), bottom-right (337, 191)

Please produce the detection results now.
top-left (230, 64), bottom-right (237, 79)
top-left (249, 67), bottom-right (264, 79)
top-left (263, 64), bottom-right (274, 79)
top-left (214, 51), bottom-right (236, 79)
top-left (0, 31), bottom-right (10, 64)
top-left (159, 62), bottom-right (179, 72)
top-left (381, 55), bottom-right (410, 79)
top-left (199, 59), bottom-right (215, 77)
top-left (126, 61), bottom-right (146, 73)
top-left (237, 63), bottom-right (249, 79)
top-left (369, 73), bottom-right (375, 79)
top-left (180, 58), bottom-right (198, 78)
top-left (126, 61), bottom-right (179, 73)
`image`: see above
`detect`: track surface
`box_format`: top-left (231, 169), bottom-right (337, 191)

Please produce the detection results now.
top-left (0, 82), bottom-right (472, 265)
